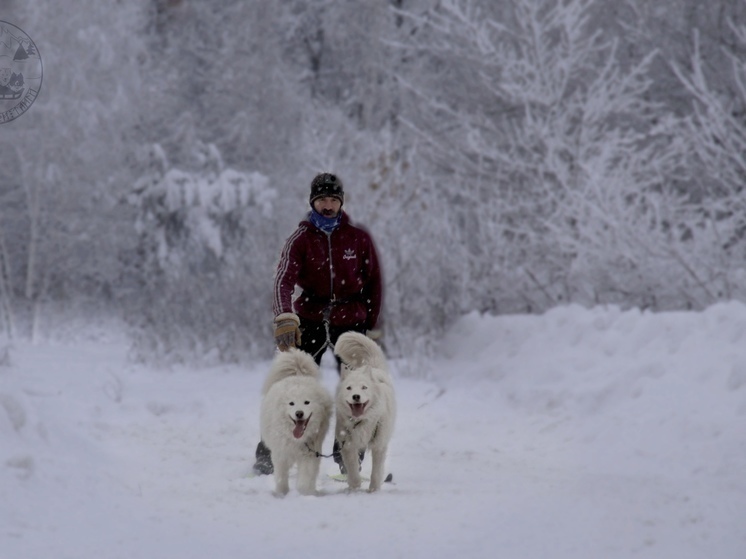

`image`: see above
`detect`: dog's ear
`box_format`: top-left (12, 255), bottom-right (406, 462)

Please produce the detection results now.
top-left (339, 362), bottom-right (351, 378)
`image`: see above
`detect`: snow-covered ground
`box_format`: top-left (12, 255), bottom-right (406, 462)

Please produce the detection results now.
top-left (2, 303), bottom-right (745, 559)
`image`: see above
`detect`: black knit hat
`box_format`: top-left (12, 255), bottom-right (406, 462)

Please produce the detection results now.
top-left (309, 172), bottom-right (344, 207)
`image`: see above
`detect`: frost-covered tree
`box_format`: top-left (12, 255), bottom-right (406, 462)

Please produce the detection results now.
top-left (0, 0), bottom-right (148, 339)
top-left (139, 0), bottom-right (307, 174)
top-left (6, 0), bottom-right (746, 362)
top-left (670, 23), bottom-right (746, 302)
top-left (392, 0), bottom-right (709, 313)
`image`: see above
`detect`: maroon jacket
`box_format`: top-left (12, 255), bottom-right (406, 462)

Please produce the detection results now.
top-left (273, 212), bottom-right (382, 330)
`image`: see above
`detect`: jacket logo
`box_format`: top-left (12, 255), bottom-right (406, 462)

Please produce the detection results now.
top-left (343, 249), bottom-right (356, 260)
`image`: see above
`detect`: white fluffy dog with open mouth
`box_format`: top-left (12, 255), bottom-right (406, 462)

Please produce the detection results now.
top-left (260, 348), bottom-right (332, 496)
top-left (334, 332), bottom-right (396, 492)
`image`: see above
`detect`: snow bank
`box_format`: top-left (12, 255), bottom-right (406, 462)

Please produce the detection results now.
top-left (438, 302), bottom-right (746, 478)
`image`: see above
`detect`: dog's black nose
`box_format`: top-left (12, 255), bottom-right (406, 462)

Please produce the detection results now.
top-left (295, 410), bottom-right (304, 419)
top-left (352, 394), bottom-right (360, 402)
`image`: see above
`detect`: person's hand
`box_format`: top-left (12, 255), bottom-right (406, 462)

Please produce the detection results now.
top-left (274, 313), bottom-right (301, 351)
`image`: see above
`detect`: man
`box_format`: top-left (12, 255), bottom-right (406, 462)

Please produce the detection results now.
top-left (253, 172), bottom-right (383, 476)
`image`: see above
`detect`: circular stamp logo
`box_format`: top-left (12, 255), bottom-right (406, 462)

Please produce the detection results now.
top-left (0, 21), bottom-right (42, 125)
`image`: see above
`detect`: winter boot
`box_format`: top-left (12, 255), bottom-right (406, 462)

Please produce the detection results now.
top-left (252, 440), bottom-right (273, 476)
top-left (332, 439), bottom-right (364, 474)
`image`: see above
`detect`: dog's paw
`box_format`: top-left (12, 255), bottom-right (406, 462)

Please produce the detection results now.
top-left (272, 487), bottom-right (289, 498)
top-left (346, 481), bottom-right (362, 491)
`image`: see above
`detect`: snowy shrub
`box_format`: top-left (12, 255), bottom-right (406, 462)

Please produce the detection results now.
top-left (126, 143), bottom-right (279, 365)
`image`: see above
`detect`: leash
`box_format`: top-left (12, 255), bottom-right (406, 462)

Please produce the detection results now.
top-left (311, 306), bottom-right (334, 361)
top-left (305, 443), bottom-right (335, 458)
top-left (304, 420), bottom-right (361, 459)
top-left (304, 419), bottom-right (377, 459)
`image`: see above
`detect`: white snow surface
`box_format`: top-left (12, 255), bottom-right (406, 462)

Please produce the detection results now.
top-left (2, 303), bottom-right (745, 559)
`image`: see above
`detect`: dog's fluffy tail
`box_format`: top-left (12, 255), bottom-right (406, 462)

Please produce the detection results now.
top-left (262, 348), bottom-right (321, 396)
top-left (334, 331), bottom-right (387, 370)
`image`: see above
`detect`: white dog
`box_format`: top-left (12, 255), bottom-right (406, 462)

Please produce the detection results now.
top-left (334, 332), bottom-right (396, 492)
top-left (260, 348), bottom-right (332, 496)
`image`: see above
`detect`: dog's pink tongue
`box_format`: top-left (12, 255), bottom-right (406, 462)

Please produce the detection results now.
top-left (293, 419), bottom-right (307, 439)
top-left (350, 403), bottom-right (366, 418)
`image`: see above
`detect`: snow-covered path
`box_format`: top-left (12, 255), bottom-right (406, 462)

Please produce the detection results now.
top-left (2, 303), bottom-right (745, 558)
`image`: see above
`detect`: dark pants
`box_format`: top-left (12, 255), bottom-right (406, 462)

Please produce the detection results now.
top-left (299, 320), bottom-right (365, 369)
top-left (254, 320), bottom-right (366, 473)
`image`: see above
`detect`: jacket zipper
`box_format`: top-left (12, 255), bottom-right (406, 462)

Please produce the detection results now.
top-left (325, 231), bottom-right (335, 304)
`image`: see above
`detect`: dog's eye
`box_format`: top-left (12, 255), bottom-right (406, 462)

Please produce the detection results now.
top-left (362, 385), bottom-right (368, 390)
top-left (346, 386), bottom-right (352, 391)
top-left (304, 400), bottom-right (310, 405)
top-left (289, 401), bottom-right (295, 406)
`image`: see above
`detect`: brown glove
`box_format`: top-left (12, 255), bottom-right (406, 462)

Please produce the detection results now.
top-left (274, 313), bottom-right (301, 351)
